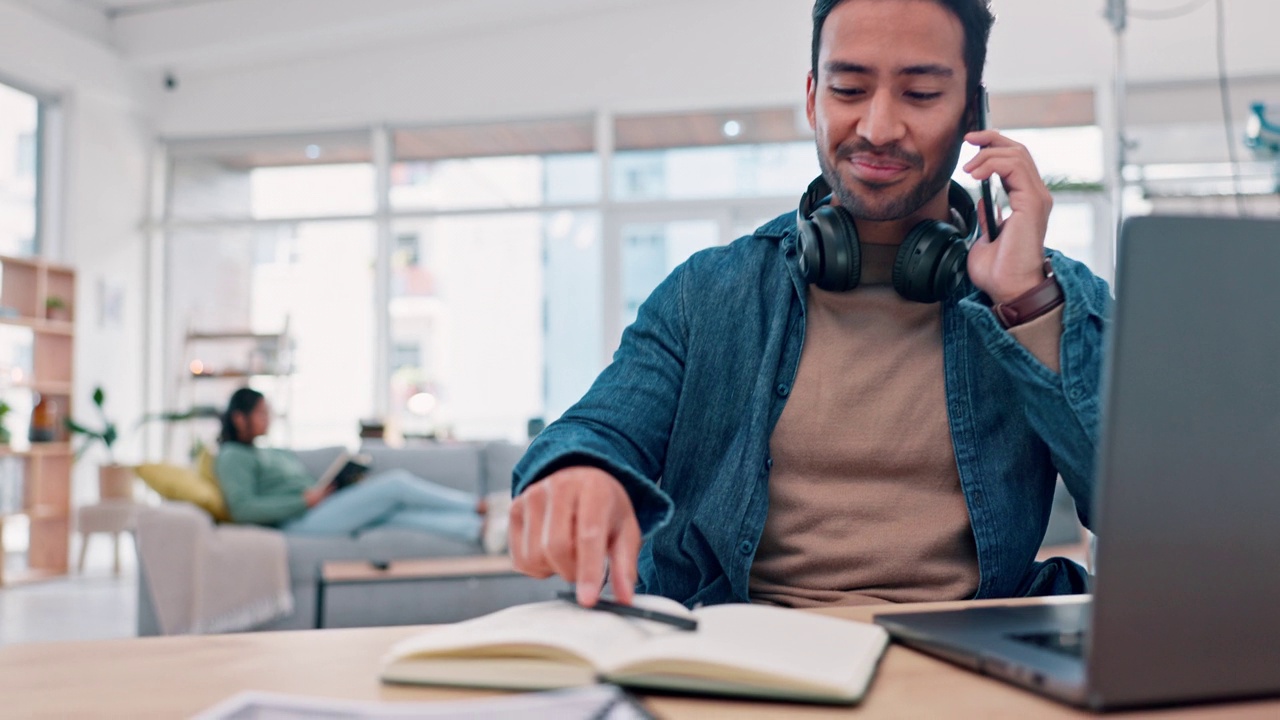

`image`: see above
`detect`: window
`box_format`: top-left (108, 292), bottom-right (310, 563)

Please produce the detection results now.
top-left (167, 222), bottom-right (377, 450)
top-left (167, 132), bottom-right (374, 221)
top-left (160, 110), bottom-right (1112, 450)
top-left (388, 211), bottom-right (601, 441)
top-left (0, 82), bottom-right (40, 256)
top-left (165, 133), bottom-right (378, 450)
top-left (613, 143), bottom-right (818, 202)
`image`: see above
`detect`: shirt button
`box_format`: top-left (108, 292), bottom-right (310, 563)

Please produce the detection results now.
top-left (1069, 386), bottom-right (1084, 401)
top-left (765, 456), bottom-right (773, 470)
top-left (738, 540), bottom-right (754, 555)
top-left (776, 383), bottom-right (790, 397)
top-left (972, 491), bottom-right (985, 507)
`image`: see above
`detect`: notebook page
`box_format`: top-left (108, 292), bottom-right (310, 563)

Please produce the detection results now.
top-left (601, 604), bottom-right (888, 692)
top-left (384, 597), bottom-right (684, 669)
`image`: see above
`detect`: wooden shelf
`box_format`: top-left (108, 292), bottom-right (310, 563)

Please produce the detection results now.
top-left (0, 443), bottom-right (74, 458)
top-left (0, 254), bottom-right (41, 269)
top-left (187, 331), bottom-right (286, 341)
top-left (0, 256), bottom-right (75, 586)
top-left (13, 381), bottom-right (73, 396)
top-left (189, 370), bottom-right (292, 380)
top-left (0, 506), bottom-right (66, 521)
top-left (35, 320), bottom-right (74, 335)
top-left (0, 316), bottom-right (74, 335)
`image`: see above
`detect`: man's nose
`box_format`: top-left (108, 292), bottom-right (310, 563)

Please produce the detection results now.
top-left (857, 93), bottom-right (906, 147)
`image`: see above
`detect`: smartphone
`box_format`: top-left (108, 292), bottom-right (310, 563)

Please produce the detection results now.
top-left (976, 86), bottom-right (1002, 241)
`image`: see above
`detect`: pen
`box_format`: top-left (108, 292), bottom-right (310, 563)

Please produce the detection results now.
top-left (557, 590), bottom-right (699, 631)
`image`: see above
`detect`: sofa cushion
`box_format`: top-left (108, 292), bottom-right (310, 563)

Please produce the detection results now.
top-left (482, 441), bottom-right (526, 497)
top-left (359, 444), bottom-right (484, 495)
top-left (135, 462), bottom-right (230, 522)
top-left (284, 529), bottom-right (480, 584)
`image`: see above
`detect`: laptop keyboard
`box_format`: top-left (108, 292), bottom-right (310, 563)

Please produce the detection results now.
top-left (1010, 630), bottom-right (1087, 658)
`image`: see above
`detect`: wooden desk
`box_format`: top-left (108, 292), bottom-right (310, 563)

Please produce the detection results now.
top-left (0, 596), bottom-right (1275, 719)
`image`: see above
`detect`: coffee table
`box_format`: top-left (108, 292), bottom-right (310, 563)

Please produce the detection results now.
top-left (315, 555), bottom-right (528, 629)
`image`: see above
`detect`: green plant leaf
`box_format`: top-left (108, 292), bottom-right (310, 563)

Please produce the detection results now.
top-left (135, 406), bottom-right (220, 427)
top-left (64, 417), bottom-right (101, 439)
top-left (92, 387), bottom-right (106, 408)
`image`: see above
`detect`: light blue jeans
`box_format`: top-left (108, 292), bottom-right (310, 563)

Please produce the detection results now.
top-left (283, 469), bottom-right (481, 542)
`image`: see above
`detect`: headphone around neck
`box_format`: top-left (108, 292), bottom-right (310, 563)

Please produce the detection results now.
top-left (796, 175), bottom-right (979, 303)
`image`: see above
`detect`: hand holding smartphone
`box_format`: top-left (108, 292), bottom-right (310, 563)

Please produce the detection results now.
top-left (976, 86), bottom-right (1002, 241)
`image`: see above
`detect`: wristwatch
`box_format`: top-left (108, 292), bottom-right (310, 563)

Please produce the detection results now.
top-left (993, 258), bottom-right (1064, 329)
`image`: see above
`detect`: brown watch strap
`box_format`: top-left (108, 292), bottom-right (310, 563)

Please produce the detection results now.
top-left (993, 259), bottom-right (1064, 329)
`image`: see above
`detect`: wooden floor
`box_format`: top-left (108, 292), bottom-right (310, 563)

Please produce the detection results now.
top-left (0, 536), bottom-right (137, 647)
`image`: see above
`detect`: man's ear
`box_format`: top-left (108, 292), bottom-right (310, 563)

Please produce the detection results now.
top-left (964, 92), bottom-right (980, 133)
top-left (805, 71), bottom-right (818, 131)
top-left (967, 85), bottom-right (989, 133)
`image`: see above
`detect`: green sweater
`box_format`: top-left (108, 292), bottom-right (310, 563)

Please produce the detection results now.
top-left (215, 443), bottom-right (311, 526)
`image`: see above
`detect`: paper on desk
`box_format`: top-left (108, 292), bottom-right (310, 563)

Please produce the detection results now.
top-left (189, 684), bottom-right (652, 720)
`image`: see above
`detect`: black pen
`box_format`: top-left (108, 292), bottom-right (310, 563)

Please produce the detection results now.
top-left (557, 590), bottom-right (699, 632)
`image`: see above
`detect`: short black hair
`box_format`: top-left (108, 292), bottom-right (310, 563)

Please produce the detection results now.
top-left (811, 0), bottom-right (995, 102)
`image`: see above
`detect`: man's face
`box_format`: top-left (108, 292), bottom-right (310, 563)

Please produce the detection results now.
top-left (807, 0), bottom-right (970, 222)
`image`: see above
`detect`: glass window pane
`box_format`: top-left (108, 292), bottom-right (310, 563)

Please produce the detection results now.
top-left (390, 153), bottom-right (599, 211)
top-left (168, 133), bottom-right (374, 220)
top-left (166, 221), bottom-right (376, 452)
top-left (1044, 201), bottom-right (1108, 278)
top-left (250, 164), bottom-right (375, 219)
top-left (390, 212), bottom-right (601, 442)
top-left (621, 219), bottom-right (720, 328)
top-left (0, 82), bottom-right (39, 256)
top-left (612, 143), bottom-right (818, 202)
top-left (954, 126), bottom-right (1105, 186)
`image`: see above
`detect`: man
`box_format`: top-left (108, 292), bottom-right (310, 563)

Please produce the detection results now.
top-left (511, 0), bottom-right (1110, 610)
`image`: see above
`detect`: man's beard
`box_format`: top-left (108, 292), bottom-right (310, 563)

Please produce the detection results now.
top-left (817, 129), bottom-right (965, 222)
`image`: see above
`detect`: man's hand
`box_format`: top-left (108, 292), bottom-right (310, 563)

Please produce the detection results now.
top-left (509, 466), bottom-right (642, 608)
top-left (962, 129), bottom-right (1054, 304)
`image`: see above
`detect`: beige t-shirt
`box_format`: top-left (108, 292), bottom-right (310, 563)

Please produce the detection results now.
top-left (749, 245), bottom-right (1062, 608)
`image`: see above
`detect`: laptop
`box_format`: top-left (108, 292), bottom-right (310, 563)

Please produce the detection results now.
top-left (874, 215), bottom-right (1280, 711)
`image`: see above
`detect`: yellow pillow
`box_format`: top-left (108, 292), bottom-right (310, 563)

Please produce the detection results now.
top-left (135, 455), bottom-right (231, 522)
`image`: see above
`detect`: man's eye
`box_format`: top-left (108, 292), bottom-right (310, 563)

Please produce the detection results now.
top-left (905, 91), bottom-right (943, 101)
top-left (831, 87), bottom-right (865, 97)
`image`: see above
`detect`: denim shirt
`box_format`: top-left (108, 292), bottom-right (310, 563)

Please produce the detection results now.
top-left (515, 211), bottom-right (1112, 608)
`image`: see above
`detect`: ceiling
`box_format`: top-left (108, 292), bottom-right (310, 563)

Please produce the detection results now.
top-left (73, 0), bottom-right (260, 19)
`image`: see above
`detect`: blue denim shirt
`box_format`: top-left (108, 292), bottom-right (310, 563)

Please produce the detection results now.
top-left (515, 211), bottom-right (1112, 608)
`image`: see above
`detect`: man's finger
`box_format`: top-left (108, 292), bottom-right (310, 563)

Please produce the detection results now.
top-left (607, 514), bottom-right (642, 605)
top-left (521, 487), bottom-right (555, 578)
top-left (573, 485), bottom-right (611, 607)
top-left (541, 479), bottom-right (578, 582)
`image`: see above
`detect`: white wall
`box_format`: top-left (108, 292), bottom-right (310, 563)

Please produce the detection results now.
top-left (150, 0), bottom-right (1280, 137)
top-left (0, 1), bottom-right (155, 498)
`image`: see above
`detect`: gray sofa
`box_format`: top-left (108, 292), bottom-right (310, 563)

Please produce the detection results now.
top-left (137, 441), bottom-right (561, 634)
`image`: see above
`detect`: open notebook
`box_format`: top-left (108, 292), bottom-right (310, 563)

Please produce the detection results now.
top-left (380, 595), bottom-right (889, 705)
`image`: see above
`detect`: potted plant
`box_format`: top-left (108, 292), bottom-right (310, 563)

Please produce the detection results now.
top-left (45, 296), bottom-right (70, 322)
top-left (0, 400), bottom-right (11, 445)
top-left (65, 386), bottom-right (132, 501)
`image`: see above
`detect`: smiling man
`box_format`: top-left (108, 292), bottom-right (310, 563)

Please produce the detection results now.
top-left (510, 0), bottom-right (1111, 610)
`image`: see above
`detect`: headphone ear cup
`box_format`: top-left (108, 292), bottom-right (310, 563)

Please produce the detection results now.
top-left (931, 239), bottom-right (970, 301)
top-left (810, 205), bottom-right (862, 292)
top-left (893, 220), bottom-right (965, 303)
top-left (797, 215), bottom-right (824, 285)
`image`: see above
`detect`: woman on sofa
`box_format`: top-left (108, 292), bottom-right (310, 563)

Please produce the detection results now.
top-left (215, 388), bottom-right (508, 553)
